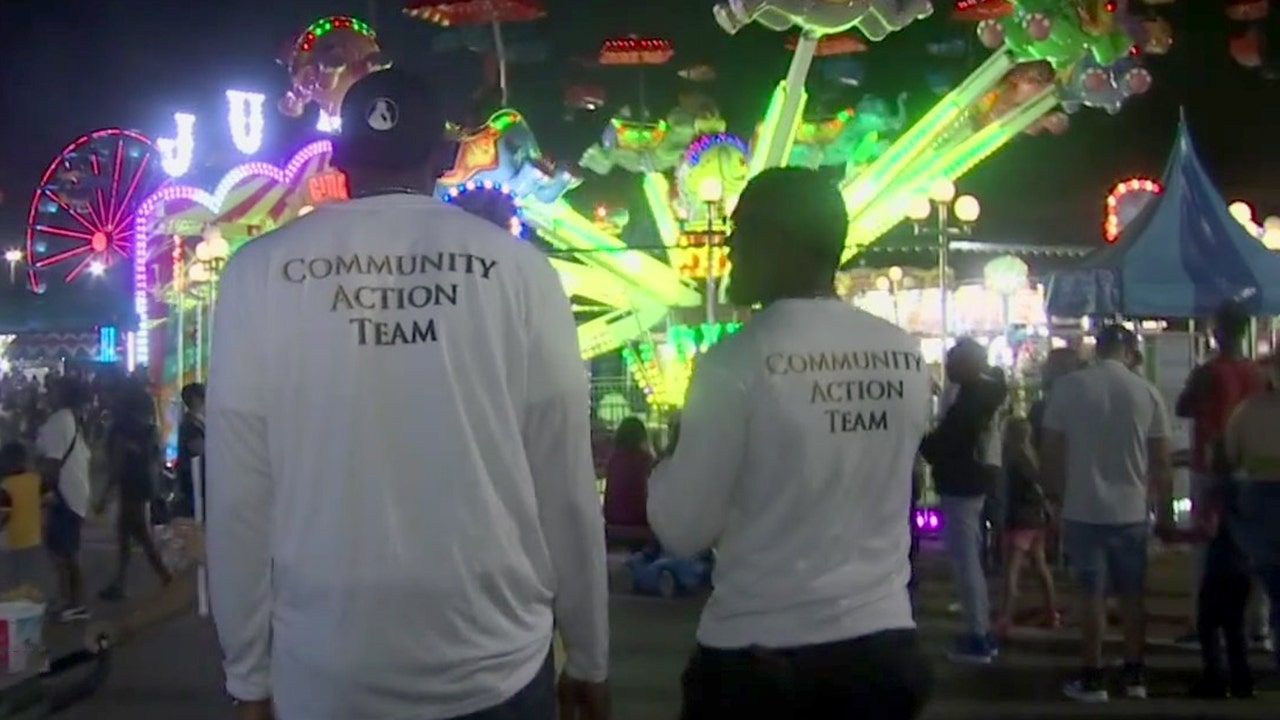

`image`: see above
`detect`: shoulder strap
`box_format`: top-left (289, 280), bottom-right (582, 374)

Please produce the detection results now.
top-left (59, 421), bottom-right (80, 469)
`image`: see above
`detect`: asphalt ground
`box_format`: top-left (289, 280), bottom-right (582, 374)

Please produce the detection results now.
top-left (5, 527), bottom-right (1279, 719)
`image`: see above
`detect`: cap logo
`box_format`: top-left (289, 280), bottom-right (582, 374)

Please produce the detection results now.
top-left (366, 98), bottom-right (399, 131)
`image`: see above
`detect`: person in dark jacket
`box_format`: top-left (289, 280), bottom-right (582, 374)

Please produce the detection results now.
top-left (921, 338), bottom-right (1008, 664)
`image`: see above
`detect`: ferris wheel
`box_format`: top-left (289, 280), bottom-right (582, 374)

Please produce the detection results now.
top-left (25, 129), bottom-right (163, 293)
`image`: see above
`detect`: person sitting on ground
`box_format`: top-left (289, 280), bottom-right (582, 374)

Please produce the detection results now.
top-left (993, 417), bottom-right (1057, 638)
top-left (603, 416), bottom-right (656, 552)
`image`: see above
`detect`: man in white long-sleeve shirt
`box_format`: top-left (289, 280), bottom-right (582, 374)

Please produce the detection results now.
top-left (648, 168), bottom-right (933, 719)
top-left (205, 68), bottom-right (610, 720)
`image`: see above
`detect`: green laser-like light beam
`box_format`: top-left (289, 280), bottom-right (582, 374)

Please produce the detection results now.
top-left (841, 88), bottom-right (1060, 258)
top-left (523, 199), bottom-right (702, 308)
top-left (749, 82), bottom-right (789, 178)
top-left (758, 34), bottom-right (818, 171)
top-left (841, 50), bottom-right (1015, 218)
top-left (642, 173), bottom-right (682, 247)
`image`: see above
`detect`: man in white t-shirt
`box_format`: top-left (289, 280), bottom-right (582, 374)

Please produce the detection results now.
top-left (36, 376), bottom-right (92, 622)
top-left (1041, 326), bottom-right (1174, 703)
top-left (648, 168), bottom-right (933, 718)
top-left (205, 68), bottom-right (609, 720)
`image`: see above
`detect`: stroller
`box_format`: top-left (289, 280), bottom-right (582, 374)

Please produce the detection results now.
top-left (0, 638), bottom-right (111, 718)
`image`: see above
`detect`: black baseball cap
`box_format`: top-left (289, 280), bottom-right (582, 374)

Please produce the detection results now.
top-left (333, 67), bottom-right (447, 171)
top-left (1096, 324), bottom-right (1139, 354)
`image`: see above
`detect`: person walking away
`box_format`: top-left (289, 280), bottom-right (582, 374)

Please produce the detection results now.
top-left (921, 338), bottom-right (1007, 664)
top-left (0, 443), bottom-right (45, 595)
top-left (1175, 302), bottom-right (1267, 649)
top-left (1040, 325), bottom-right (1175, 702)
top-left (1220, 353), bottom-right (1280, 670)
top-left (993, 417), bottom-right (1057, 638)
top-left (36, 377), bottom-right (92, 622)
top-left (205, 68), bottom-right (609, 720)
top-left (602, 416), bottom-right (654, 551)
top-left (1181, 453), bottom-right (1255, 699)
top-left (174, 383), bottom-right (205, 519)
top-left (648, 168), bottom-right (934, 719)
top-left (98, 389), bottom-right (173, 601)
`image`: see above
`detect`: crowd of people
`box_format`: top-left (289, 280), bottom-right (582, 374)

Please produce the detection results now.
top-left (0, 368), bottom-right (206, 623)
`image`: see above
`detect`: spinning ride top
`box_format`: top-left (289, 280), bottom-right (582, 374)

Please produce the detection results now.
top-left (26, 129), bottom-right (163, 293)
top-left (405, 0), bottom-right (548, 105)
top-left (277, 15), bottom-right (390, 131)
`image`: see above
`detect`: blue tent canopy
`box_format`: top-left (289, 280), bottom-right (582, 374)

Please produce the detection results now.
top-left (1046, 115), bottom-right (1280, 318)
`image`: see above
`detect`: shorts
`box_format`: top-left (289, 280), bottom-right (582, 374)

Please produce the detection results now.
top-left (1062, 520), bottom-right (1149, 598)
top-left (46, 499), bottom-right (83, 558)
top-left (1005, 528), bottom-right (1045, 553)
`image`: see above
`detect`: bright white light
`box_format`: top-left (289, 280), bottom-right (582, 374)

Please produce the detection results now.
top-left (226, 90), bottom-right (266, 155)
top-left (1263, 227), bottom-right (1280, 251)
top-left (1264, 215), bottom-right (1280, 233)
top-left (905, 195), bottom-right (931, 220)
top-left (157, 113), bottom-right (196, 177)
top-left (3, 249), bottom-right (21, 263)
top-left (953, 194), bottom-right (981, 223)
top-left (297, 205), bottom-right (316, 217)
top-left (317, 109), bottom-right (342, 134)
top-left (928, 178), bottom-right (956, 204)
top-left (88, 261), bottom-right (105, 276)
top-left (1229, 200), bottom-right (1254, 224)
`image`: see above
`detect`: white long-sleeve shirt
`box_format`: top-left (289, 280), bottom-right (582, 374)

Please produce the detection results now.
top-left (648, 299), bottom-right (931, 649)
top-left (205, 194), bottom-right (608, 720)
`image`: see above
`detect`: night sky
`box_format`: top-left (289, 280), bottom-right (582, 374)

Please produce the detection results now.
top-left (0, 1), bottom-right (1277, 326)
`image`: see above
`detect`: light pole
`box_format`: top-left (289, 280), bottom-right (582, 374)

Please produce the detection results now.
top-left (983, 254), bottom-right (1029, 340)
top-left (3, 249), bottom-right (22, 285)
top-left (696, 177), bottom-right (725, 326)
top-left (875, 265), bottom-right (906, 326)
top-left (186, 227), bottom-right (231, 382)
top-left (905, 179), bottom-right (981, 353)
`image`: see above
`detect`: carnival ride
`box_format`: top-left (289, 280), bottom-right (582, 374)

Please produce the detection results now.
top-left (25, 130), bottom-right (163, 294)
top-left (28, 2), bottom-right (1172, 414)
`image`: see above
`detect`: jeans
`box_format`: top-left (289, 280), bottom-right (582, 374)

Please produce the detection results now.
top-left (449, 649), bottom-right (555, 720)
top-left (1197, 543), bottom-right (1253, 686)
top-left (1061, 521), bottom-right (1149, 598)
top-left (679, 630), bottom-right (932, 720)
top-left (940, 494), bottom-right (989, 637)
top-left (1233, 481), bottom-right (1280, 668)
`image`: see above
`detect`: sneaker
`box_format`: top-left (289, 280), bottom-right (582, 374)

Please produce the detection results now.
top-left (1063, 670), bottom-right (1109, 703)
top-left (1122, 662), bottom-right (1148, 699)
top-left (57, 606), bottom-right (90, 623)
top-left (947, 634), bottom-right (998, 665)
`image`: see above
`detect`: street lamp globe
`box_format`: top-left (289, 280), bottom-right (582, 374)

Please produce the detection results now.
top-left (953, 194), bottom-right (981, 223)
top-left (1228, 201), bottom-right (1254, 225)
top-left (887, 265), bottom-right (904, 283)
top-left (875, 276), bottom-right (891, 292)
top-left (188, 263), bottom-right (212, 284)
top-left (983, 254), bottom-right (1029, 296)
top-left (698, 177), bottom-right (724, 204)
top-left (905, 195), bottom-right (931, 221)
top-left (928, 178), bottom-right (956, 204)
top-left (3, 249), bottom-right (22, 264)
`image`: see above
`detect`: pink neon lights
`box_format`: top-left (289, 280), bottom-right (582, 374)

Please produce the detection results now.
top-left (26, 128), bottom-right (157, 293)
top-left (131, 139), bottom-right (333, 367)
top-left (1104, 177), bottom-right (1162, 243)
